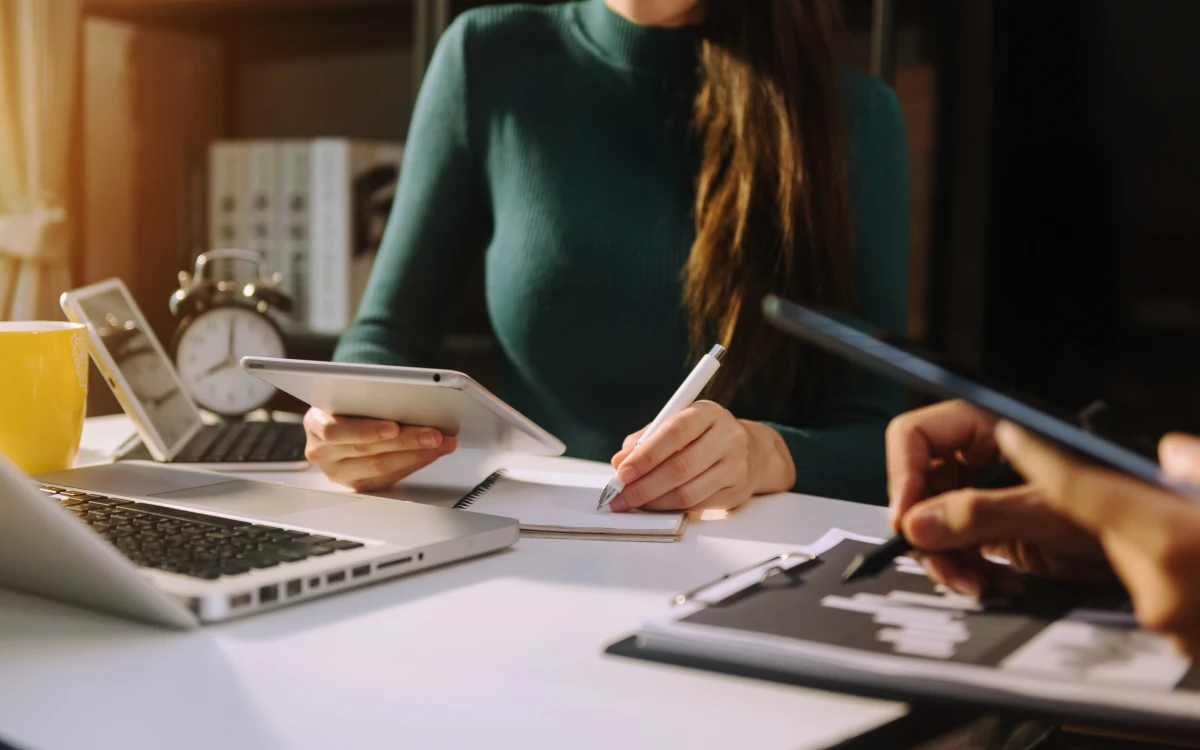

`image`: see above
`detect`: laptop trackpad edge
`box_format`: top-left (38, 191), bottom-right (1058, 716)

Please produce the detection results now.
top-left (151, 481), bottom-right (356, 520)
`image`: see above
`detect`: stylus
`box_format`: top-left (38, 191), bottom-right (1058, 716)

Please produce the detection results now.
top-left (595, 345), bottom-right (726, 511)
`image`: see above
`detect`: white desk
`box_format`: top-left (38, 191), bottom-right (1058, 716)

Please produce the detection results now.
top-left (0, 416), bottom-right (909, 750)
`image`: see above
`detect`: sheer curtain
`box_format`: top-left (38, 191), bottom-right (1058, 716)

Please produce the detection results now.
top-left (0, 0), bottom-right (81, 321)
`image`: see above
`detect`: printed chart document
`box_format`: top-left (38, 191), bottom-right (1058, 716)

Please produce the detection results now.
top-left (454, 468), bottom-right (686, 542)
top-left (627, 529), bottom-right (1199, 734)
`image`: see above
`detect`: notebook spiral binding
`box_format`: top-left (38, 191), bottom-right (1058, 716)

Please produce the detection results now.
top-left (453, 469), bottom-right (507, 510)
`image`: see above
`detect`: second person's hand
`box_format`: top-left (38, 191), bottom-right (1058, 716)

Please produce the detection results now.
top-left (997, 424), bottom-right (1200, 655)
top-left (886, 400), bottom-right (1109, 595)
top-left (885, 399), bottom-right (1004, 529)
top-left (303, 406), bottom-right (457, 492)
top-left (606, 401), bottom-right (795, 513)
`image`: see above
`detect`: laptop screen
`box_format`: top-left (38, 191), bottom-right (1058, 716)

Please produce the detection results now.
top-left (73, 287), bottom-right (200, 453)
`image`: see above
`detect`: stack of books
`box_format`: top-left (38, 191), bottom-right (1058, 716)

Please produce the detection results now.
top-left (207, 139), bottom-right (405, 333)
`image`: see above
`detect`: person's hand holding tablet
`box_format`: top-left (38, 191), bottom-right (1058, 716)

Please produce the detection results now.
top-left (302, 408), bottom-right (457, 492)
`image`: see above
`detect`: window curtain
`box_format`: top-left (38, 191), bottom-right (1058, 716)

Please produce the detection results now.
top-left (0, 0), bottom-right (81, 321)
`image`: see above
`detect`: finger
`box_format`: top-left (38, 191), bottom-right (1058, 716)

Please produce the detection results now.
top-left (615, 423), bottom-right (728, 510)
top-left (911, 551), bottom-right (985, 598)
top-left (911, 549), bottom-right (1027, 598)
top-left (616, 403), bottom-right (719, 485)
top-left (329, 448), bottom-right (445, 492)
top-left (1160, 433), bottom-right (1200, 485)
top-left (901, 485), bottom-right (1072, 552)
top-left (886, 400), bottom-right (1000, 529)
top-left (305, 427), bottom-right (444, 464)
top-left (333, 426), bottom-right (444, 458)
top-left (622, 427), bottom-right (648, 452)
top-left (995, 421), bottom-right (1185, 542)
top-left (305, 409), bottom-right (400, 445)
top-left (636, 460), bottom-right (733, 512)
top-left (610, 446), bottom-right (634, 470)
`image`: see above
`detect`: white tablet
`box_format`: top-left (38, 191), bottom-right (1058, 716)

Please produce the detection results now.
top-left (60, 278), bottom-right (206, 460)
top-left (241, 357), bottom-right (566, 456)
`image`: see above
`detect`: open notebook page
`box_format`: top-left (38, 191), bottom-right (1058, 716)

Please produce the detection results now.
top-left (455, 468), bottom-right (685, 538)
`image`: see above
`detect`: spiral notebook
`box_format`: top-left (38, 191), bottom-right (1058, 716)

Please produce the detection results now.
top-left (453, 469), bottom-right (687, 542)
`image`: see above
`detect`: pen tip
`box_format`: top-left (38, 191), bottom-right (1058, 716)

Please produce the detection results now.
top-left (596, 484), bottom-right (617, 511)
top-left (841, 554), bottom-right (867, 583)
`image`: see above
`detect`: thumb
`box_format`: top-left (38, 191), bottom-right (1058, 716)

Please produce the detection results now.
top-left (1160, 433), bottom-right (1200, 485)
top-left (902, 485), bottom-right (1056, 552)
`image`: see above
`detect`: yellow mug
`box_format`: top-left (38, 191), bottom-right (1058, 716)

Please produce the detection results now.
top-left (0, 321), bottom-right (89, 474)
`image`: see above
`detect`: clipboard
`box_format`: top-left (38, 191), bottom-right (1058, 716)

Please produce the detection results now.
top-left (605, 540), bottom-right (1200, 740)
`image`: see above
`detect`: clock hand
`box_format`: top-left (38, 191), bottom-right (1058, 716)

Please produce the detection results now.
top-left (227, 319), bottom-right (236, 362)
top-left (202, 359), bottom-right (233, 378)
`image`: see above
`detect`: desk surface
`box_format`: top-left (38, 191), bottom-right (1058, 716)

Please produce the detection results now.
top-left (0, 416), bottom-right (908, 750)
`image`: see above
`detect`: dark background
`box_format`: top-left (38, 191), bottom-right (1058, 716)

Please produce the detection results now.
top-left (932, 0), bottom-right (1200, 447)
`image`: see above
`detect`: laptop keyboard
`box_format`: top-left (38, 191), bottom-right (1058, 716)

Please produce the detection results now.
top-left (175, 422), bottom-right (308, 464)
top-left (38, 486), bottom-right (363, 581)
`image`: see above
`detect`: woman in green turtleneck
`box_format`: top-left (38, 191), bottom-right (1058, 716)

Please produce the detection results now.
top-left (305, 0), bottom-right (911, 509)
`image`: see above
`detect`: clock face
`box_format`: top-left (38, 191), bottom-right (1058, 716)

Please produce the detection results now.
top-left (175, 306), bottom-right (285, 416)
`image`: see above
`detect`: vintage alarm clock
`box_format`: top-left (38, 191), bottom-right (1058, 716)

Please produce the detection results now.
top-left (169, 249), bottom-right (290, 417)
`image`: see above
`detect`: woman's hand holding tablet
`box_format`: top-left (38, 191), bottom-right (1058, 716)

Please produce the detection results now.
top-left (301, 408), bottom-right (458, 492)
top-left (242, 357), bottom-right (566, 492)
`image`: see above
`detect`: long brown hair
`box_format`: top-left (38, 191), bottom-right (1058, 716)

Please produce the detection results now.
top-left (686, 0), bottom-right (855, 415)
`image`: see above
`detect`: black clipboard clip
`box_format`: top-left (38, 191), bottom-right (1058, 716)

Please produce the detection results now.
top-left (673, 553), bottom-right (821, 607)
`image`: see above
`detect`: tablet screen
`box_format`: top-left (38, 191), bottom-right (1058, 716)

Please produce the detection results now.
top-left (72, 285), bottom-right (200, 453)
top-left (762, 296), bottom-right (1191, 497)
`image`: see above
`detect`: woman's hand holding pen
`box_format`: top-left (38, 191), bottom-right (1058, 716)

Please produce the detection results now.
top-left (886, 400), bottom-right (1109, 596)
top-left (606, 401), bottom-right (795, 513)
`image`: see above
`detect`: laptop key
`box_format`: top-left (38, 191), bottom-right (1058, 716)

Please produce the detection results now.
top-left (292, 535), bottom-right (335, 545)
top-left (325, 540), bottom-right (365, 551)
top-left (236, 553), bottom-right (280, 569)
top-left (83, 495), bottom-right (132, 506)
top-left (125, 502), bottom-right (247, 528)
top-left (258, 543), bottom-right (309, 561)
top-left (247, 427), bottom-right (283, 462)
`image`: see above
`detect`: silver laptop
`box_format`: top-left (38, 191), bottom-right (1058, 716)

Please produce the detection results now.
top-left (60, 278), bottom-right (308, 471)
top-left (0, 456), bottom-right (517, 628)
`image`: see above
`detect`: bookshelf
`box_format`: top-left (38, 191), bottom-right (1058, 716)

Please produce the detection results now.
top-left (77, 0), bottom-right (937, 416)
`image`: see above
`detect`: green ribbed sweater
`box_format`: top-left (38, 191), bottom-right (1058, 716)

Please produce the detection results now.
top-left (335, 0), bottom-right (911, 504)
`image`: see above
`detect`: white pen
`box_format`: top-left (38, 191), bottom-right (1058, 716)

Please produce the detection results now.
top-left (596, 344), bottom-right (726, 511)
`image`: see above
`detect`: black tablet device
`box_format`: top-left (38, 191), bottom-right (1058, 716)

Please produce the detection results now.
top-left (762, 295), bottom-right (1200, 500)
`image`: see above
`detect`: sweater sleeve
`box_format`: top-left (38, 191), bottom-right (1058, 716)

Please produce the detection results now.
top-left (764, 76), bottom-right (912, 506)
top-left (334, 17), bottom-right (488, 367)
